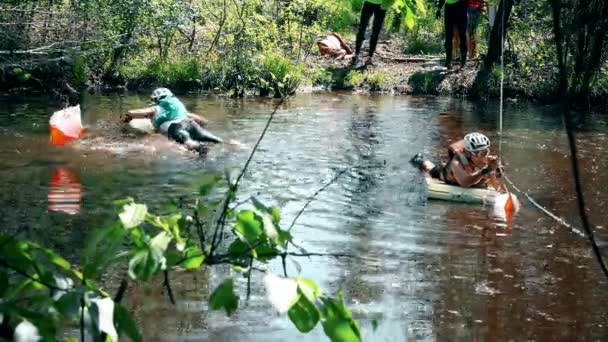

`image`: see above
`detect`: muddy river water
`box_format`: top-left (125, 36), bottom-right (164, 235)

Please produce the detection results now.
top-left (0, 93), bottom-right (607, 341)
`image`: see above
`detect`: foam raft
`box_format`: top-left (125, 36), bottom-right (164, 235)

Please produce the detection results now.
top-left (425, 177), bottom-right (501, 204)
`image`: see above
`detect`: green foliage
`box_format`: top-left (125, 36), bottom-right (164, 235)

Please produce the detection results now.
top-left (345, 71), bottom-right (364, 88)
top-left (320, 292), bottom-right (361, 342)
top-left (0, 171), bottom-right (358, 341)
top-left (306, 67), bottom-right (334, 87)
top-left (402, 34), bottom-right (443, 55)
top-left (209, 278), bottom-right (239, 316)
top-left (365, 69), bottom-right (390, 91)
top-left (145, 58), bottom-right (202, 90)
top-left (72, 55), bottom-right (88, 88)
top-left (259, 53), bottom-right (304, 97)
top-left (10, 68), bottom-right (32, 83)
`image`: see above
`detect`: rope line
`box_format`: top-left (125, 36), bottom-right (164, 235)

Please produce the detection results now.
top-left (503, 176), bottom-right (585, 237)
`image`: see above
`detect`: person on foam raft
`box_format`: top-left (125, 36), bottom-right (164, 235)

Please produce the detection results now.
top-left (123, 88), bottom-right (223, 152)
top-left (410, 132), bottom-right (504, 190)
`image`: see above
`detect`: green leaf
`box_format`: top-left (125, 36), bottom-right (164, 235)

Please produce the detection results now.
top-left (82, 224), bottom-right (127, 280)
top-left (114, 304), bottom-right (142, 342)
top-left (296, 278), bottom-right (322, 301)
top-left (277, 230), bottom-right (292, 246)
top-left (227, 239), bottom-right (251, 267)
top-left (269, 207), bottom-right (281, 224)
top-left (150, 231), bottom-right (171, 253)
top-left (253, 241), bottom-right (279, 262)
top-left (54, 291), bottom-right (81, 319)
top-left (32, 245), bottom-right (71, 271)
top-left (181, 246), bottom-right (205, 269)
top-left (404, 6), bottom-right (415, 29)
top-left (415, 0), bottom-right (426, 14)
top-left (288, 288), bottom-right (320, 333)
top-left (320, 293), bottom-right (361, 342)
top-left (198, 174), bottom-right (223, 196)
top-left (209, 278), bottom-right (239, 316)
top-left (119, 203), bottom-right (148, 229)
top-left (128, 247), bottom-right (161, 281)
top-left (234, 210), bottom-right (264, 243)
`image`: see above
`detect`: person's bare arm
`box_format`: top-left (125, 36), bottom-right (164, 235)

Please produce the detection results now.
top-left (123, 107), bottom-right (156, 122)
top-left (188, 113), bottom-right (208, 126)
top-left (450, 159), bottom-right (488, 188)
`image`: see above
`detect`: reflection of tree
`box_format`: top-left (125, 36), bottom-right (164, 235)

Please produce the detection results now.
top-left (336, 96), bottom-right (386, 304)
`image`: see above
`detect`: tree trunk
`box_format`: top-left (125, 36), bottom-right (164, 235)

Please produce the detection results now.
top-left (483, 0), bottom-right (515, 68)
top-left (550, 0), bottom-right (568, 99)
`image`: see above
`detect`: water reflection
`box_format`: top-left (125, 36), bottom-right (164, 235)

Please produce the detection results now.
top-left (48, 167), bottom-right (82, 215)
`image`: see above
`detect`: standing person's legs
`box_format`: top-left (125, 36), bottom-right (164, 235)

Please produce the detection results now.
top-left (456, 4), bottom-right (468, 67)
top-left (367, 4), bottom-right (387, 63)
top-left (444, 9), bottom-right (455, 67)
top-left (353, 1), bottom-right (375, 63)
top-left (467, 8), bottom-right (480, 59)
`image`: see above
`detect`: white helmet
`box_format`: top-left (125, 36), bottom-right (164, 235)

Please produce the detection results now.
top-left (151, 88), bottom-right (173, 103)
top-left (464, 132), bottom-right (491, 152)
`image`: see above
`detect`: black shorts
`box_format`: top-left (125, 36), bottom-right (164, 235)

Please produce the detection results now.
top-left (167, 120), bottom-right (223, 144)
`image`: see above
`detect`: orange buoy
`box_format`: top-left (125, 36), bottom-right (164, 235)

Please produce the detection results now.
top-left (49, 105), bottom-right (84, 146)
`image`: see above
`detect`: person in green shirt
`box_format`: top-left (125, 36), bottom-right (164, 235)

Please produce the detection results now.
top-left (350, 0), bottom-right (393, 66)
top-left (123, 88), bottom-right (223, 153)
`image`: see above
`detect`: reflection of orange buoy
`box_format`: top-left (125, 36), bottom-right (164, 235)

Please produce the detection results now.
top-left (48, 168), bottom-right (82, 215)
top-left (49, 105), bottom-right (84, 146)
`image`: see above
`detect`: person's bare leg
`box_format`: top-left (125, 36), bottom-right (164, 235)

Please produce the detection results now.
top-left (421, 160), bottom-right (436, 173)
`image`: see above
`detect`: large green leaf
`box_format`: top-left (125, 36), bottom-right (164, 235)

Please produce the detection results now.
top-left (119, 203), bottom-right (148, 229)
top-left (320, 294), bottom-right (361, 342)
top-left (288, 288), bottom-right (320, 333)
top-left (114, 303), bottom-right (142, 342)
top-left (209, 278), bottom-right (239, 316)
top-left (234, 210), bottom-right (264, 243)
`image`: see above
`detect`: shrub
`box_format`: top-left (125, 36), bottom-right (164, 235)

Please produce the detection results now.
top-left (344, 70), bottom-right (364, 88)
top-left (365, 69), bottom-right (390, 91)
top-left (258, 53), bottom-right (304, 97)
